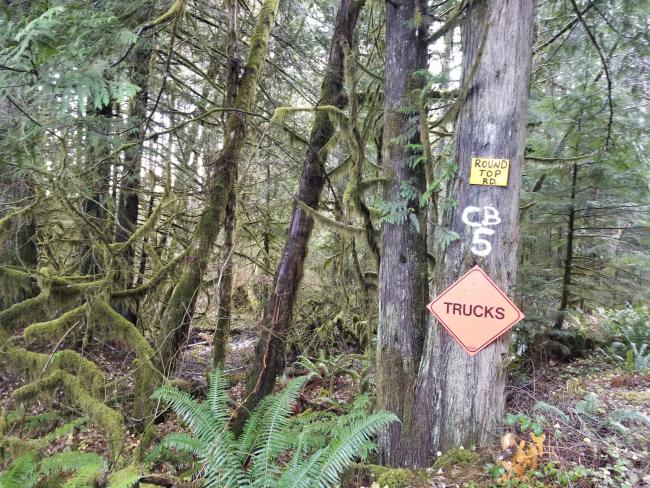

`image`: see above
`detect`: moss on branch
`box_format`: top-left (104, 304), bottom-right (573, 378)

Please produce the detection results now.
top-left (13, 370), bottom-right (124, 456)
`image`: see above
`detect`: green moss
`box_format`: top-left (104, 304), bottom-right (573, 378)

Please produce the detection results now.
top-left (432, 448), bottom-right (480, 470)
top-left (1, 346), bottom-right (104, 397)
top-left (0, 267), bottom-right (35, 303)
top-left (0, 293), bottom-right (49, 334)
top-left (13, 370), bottom-right (125, 457)
top-left (23, 303), bottom-right (88, 345)
top-left (376, 468), bottom-right (414, 488)
top-left (133, 424), bottom-right (156, 464)
top-left (90, 299), bottom-right (161, 423)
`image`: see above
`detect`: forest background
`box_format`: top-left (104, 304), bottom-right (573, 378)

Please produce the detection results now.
top-left (0, 0), bottom-right (648, 487)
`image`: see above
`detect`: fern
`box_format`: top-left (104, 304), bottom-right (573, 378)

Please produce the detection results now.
top-left (106, 465), bottom-right (142, 488)
top-left (0, 454), bottom-right (38, 488)
top-left (152, 369), bottom-right (397, 488)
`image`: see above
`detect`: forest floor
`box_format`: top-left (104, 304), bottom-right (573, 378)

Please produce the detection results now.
top-left (1, 327), bottom-right (649, 487)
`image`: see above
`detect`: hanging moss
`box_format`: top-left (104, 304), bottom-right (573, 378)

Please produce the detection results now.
top-left (13, 370), bottom-right (124, 456)
top-left (296, 199), bottom-right (367, 237)
top-left (0, 293), bottom-right (49, 334)
top-left (23, 303), bottom-right (88, 345)
top-left (0, 267), bottom-right (36, 304)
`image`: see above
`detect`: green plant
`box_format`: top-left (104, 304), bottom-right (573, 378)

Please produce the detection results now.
top-left (295, 351), bottom-right (361, 394)
top-left (0, 451), bottom-right (141, 488)
top-left (601, 305), bottom-right (650, 372)
top-left (503, 412), bottom-right (546, 436)
top-left (151, 368), bottom-right (397, 488)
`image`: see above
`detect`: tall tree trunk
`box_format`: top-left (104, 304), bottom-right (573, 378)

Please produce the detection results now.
top-left (376, 0), bottom-right (429, 468)
top-left (156, 0), bottom-right (279, 374)
top-left (418, 0), bottom-right (535, 454)
top-left (213, 185), bottom-right (236, 367)
top-left (213, 0), bottom-right (239, 368)
top-left (235, 0), bottom-right (364, 429)
top-left (555, 163), bottom-right (578, 328)
top-left (113, 37), bottom-right (152, 323)
top-left (81, 104), bottom-right (114, 277)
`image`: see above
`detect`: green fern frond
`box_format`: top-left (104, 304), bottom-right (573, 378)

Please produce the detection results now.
top-left (533, 401), bottom-right (569, 421)
top-left (39, 451), bottom-right (106, 477)
top-left (206, 369), bottom-right (232, 425)
top-left (160, 432), bottom-right (207, 455)
top-left (0, 454), bottom-right (38, 488)
top-left (249, 375), bottom-right (309, 487)
top-left (62, 463), bottom-right (105, 488)
top-left (106, 465), bottom-right (142, 488)
top-left (151, 386), bottom-right (218, 442)
top-left (316, 411), bottom-right (398, 488)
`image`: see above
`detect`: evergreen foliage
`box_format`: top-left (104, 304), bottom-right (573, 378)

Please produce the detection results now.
top-left (151, 369), bottom-right (397, 487)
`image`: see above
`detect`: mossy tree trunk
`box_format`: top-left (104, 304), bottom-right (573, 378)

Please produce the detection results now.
top-left (156, 0), bottom-right (279, 374)
top-left (375, 0), bottom-right (429, 468)
top-left (235, 0), bottom-right (365, 430)
top-left (213, 0), bottom-right (239, 368)
top-left (417, 0), bottom-right (535, 454)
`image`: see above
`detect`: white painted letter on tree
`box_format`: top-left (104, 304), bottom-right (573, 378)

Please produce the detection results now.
top-left (461, 206), bottom-right (501, 257)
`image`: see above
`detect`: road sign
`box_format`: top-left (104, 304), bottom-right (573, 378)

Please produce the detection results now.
top-left (469, 157), bottom-right (510, 186)
top-left (427, 266), bottom-right (524, 356)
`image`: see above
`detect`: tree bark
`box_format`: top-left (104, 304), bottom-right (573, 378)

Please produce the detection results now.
top-left (417, 0), bottom-right (535, 454)
top-left (375, 0), bottom-right (429, 467)
top-left (213, 0), bottom-right (239, 368)
top-left (156, 0), bottom-right (279, 374)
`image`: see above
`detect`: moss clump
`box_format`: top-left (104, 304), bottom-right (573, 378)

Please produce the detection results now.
top-left (2, 346), bottom-right (104, 397)
top-left (23, 303), bottom-right (88, 345)
top-left (432, 448), bottom-right (480, 470)
top-left (13, 370), bottom-right (124, 457)
top-left (376, 468), bottom-right (414, 488)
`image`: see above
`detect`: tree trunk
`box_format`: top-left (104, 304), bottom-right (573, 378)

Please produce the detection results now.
top-left (375, 0), bottom-right (429, 467)
top-left (235, 0), bottom-right (364, 430)
top-left (113, 38), bottom-right (152, 324)
top-left (554, 163), bottom-right (578, 328)
top-left (213, 185), bottom-right (236, 367)
top-left (418, 0), bottom-right (535, 454)
top-left (156, 0), bottom-right (279, 374)
top-left (81, 104), bottom-right (114, 277)
top-left (212, 0), bottom-right (239, 369)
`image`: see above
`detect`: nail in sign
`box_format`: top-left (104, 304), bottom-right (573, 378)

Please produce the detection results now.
top-left (427, 266), bottom-right (524, 356)
top-left (469, 157), bottom-right (510, 186)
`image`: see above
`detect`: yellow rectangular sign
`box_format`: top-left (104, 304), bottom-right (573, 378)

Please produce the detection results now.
top-left (469, 158), bottom-right (510, 186)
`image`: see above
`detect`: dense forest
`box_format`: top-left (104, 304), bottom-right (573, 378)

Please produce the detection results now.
top-left (0, 0), bottom-right (648, 486)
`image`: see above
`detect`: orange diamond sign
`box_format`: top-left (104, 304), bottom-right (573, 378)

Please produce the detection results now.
top-left (427, 266), bottom-right (524, 356)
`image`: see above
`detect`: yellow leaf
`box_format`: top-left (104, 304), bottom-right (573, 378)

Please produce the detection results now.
top-left (530, 432), bottom-right (545, 455)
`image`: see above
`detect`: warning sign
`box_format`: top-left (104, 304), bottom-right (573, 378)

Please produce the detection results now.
top-left (469, 157), bottom-right (510, 186)
top-left (427, 266), bottom-right (524, 356)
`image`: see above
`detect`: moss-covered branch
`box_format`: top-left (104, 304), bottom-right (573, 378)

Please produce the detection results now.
top-left (1, 346), bottom-right (104, 397)
top-left (296, 199), bottom-right (367, 237)
top-left (23, 303), bottom-right (88, 345)
top-left (13, 370), bottom-right (124, 456)
top-left (0, 293), bottom-right (49, 334)
top-left (111, 249), bottom-right (188, 298)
